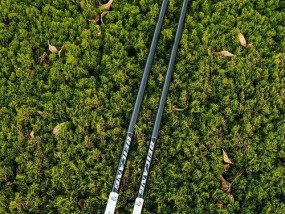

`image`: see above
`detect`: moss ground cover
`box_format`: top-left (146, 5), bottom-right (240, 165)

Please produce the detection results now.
top-left (0, 0), bottom-right (285, 213)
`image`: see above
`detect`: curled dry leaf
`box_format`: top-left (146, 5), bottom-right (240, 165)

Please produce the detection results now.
top-left (61, 44), bottom-right (67, 51)
top-left (48, 40), bottom-right (58, 54)
top-left (37, 52), bottom-right (49, 65)
top-left (37, 110), bottom-right (44, 117)
top-left (216, 201), bottom-right (223, 209)
top-left (213, 50), bottom-right (234, 57)
top-left (100, 11), bottom-right (109, 24)
top-left (78, 199), bottom-right (85, 210)
top-left (88, 13), bottom-right (100, 22)
top-left (173, 105), bottom-right (186, 112)
top-left (220, 176), bottom-right (231, 193)
top-left (238, 32), bottom-right (247, 47)
top-left (53, 122), bottom-right (66, 135)
top-left (224, 163), bottom-right (230, 171)
top-left (238, 32), bottom-right (253, 48)
top-left (222, 149), bottom-right (233, 164)
top-left (98, 0), bottom-right (113, 11)
top-left (246, 43), bottom-right (253, 48)
top-left (30, 131), bottom-right (35, 139)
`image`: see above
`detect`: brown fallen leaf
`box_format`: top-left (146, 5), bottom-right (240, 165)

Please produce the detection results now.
top-left (220, 176), bottom-right (231, 193)
top-left (78, 199), bottom-right (85, 210)
top-left (48, 40), bottom-right (58, 54)
top-left (37, 110), bottom-right (44, 117)
top-left (238, 32), bottom-right (253, 48)
top-left (216, 201), bottom-right (223, 209)
top-left (100, 11), bottom-right (109, 24)
top-left (98, 0), bottom-right (113, 11)
top-left (173, 105), bottom-right (186, 112)
top-left (88, 13), bottom-right (100, 23)
top-left (224, 163), bottom-right (230, 171)
top-left (61, 44), bottom-right (67, 51)
top-left (53, 122), bottom-right (66, 135)
top-left (246, 42), bottom-right (253, 48)
top-left (222, 149), bottom-right (233, 164)
top-left (30, 131), bottom-right (35, 139)
top-left (213, 50), bottom-right (234, 57)
top-left (238, 32), bottom-right (247, 47)
top-left (37, 52), bottom-right (49, 65)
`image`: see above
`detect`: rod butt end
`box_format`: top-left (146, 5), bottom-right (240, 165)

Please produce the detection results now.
top-left (105, 192), bottom-right (118, 214)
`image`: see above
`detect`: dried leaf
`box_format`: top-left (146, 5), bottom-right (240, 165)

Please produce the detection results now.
top-left (224, 163), bottom-right (230, 171)
top-left (37, 52), bottom-right (49, 65)
top-left (61, 44), bottom-right (67, 51)
top-left (78, 199), bottom-right (85, 210)
top-left (221, 176), bottom-right (231, 193)
top-left (48, 40), bottom-right (58, 54)
top-left (213, 50), bottom-right (234, 57)
top-left (238, 32), bottom-right (247, 47)
top-left (88, 13), bottom-right (100, 22)
top-left (100, 11), bottom-right (109, 24)
top-left (30, 131), bottom-right (35, 139)
top-left (216, 201), bottom-right (223, 209)
top-left (53, 122), bottom-right (66, 135)
top-left (222, 149), bottom-right (233, 164)
top-left (246, 42), bottom-right (253, 48)
top-left (37, 110), bottom-right (44, 117)
top-left (98, 0), bottom-right (113, 11)
top-left (228, 194), bottom-right (234, 202)
top-left (173, 105), bottom-right (186, 112)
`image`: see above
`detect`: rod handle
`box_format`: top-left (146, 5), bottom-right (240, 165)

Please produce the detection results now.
top-left (104, 192), bottom-right (118, 214)
top-left (133, 197), bottom-right (144, 214)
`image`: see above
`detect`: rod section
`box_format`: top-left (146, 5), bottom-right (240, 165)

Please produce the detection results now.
top-left (105, 1), bottom-right (169, 213)
top-left (133, 0), bottom-right (189, 213)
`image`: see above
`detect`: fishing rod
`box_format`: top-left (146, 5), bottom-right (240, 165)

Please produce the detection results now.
top-left (105, 0), bottom-right (169, 213)
top-left (133, 0), bottom-right (189, 213)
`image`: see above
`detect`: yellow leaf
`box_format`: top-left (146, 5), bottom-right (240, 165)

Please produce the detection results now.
top-left (216, 201), bottom-right (223, 209)
top-left (98, 0), bottom-right (113, 11)
top-left (238, 32), bottom-right (247, 47)
top-left (30, 131), bottom-right (35, 139)
top-left (224, 163), bottom-right (230, 171)
top-left (213, 50), bottom-right (234, 57)
top-left (220, 176), bottom-right (231, 193)
top-left (222, 149), bottom-right (233, 164)
top-left (48, 40), bottom-right (58, 54)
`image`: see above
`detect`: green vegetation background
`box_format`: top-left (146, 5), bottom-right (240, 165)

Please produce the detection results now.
top-left (0, 0), bottom-right (285, 213)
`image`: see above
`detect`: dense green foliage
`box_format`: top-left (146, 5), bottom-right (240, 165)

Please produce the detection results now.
top-left (1, 0), bottom-right (285, 213)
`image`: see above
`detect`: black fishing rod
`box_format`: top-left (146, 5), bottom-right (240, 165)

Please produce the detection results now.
top-left (133, 0), bottom-right (189, 213)
top-left (105, 0), bottom-right (169, 213)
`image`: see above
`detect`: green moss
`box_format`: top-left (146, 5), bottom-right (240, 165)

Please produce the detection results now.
top-left (0, 0), bottom-right (284, 213)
